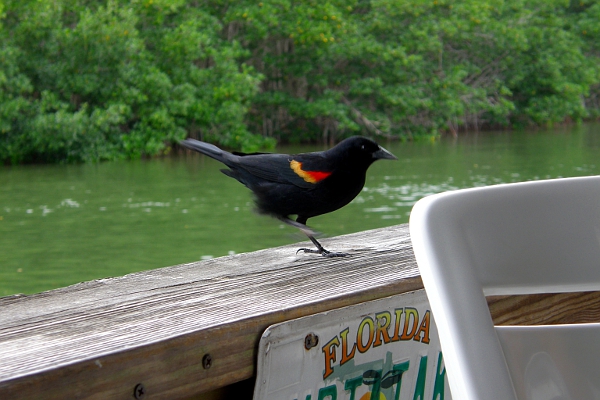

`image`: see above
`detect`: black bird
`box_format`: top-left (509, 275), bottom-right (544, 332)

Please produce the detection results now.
top-left (180, 136), bottom-right (397, 257)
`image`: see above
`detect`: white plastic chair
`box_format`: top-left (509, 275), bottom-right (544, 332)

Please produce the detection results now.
top-left (409, 176), bottom-right (600, 400)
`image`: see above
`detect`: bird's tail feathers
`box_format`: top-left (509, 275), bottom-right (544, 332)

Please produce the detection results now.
top-left (180, 139), bottom-right (227, 162)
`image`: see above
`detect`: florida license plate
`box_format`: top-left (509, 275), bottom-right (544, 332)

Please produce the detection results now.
top-left (253, 290), bottom-right (451, 400)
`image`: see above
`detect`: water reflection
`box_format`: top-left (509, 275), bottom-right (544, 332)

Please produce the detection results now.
top-left (1, 123), bottom-right (599, 295)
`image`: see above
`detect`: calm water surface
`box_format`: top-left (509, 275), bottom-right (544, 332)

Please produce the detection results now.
top-left (1, 124), bottom-right (599, 295)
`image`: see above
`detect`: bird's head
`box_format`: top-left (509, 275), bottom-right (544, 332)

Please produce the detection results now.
top-left (329, 136), bottom-right (397, 167)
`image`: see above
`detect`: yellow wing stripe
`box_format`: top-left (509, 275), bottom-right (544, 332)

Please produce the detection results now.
top-left (290, 160), bottom-right (331, 183)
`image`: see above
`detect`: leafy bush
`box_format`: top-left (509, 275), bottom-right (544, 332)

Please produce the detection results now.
top-left (1, 0), bottom-right (599, 163)
top-left (1, 0), bottom-right (265, 163)
top-left (229, 0), bottom-right (599, 140)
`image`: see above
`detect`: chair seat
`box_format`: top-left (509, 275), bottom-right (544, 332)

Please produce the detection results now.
top-left (497, 323), bottom-right (600, 400)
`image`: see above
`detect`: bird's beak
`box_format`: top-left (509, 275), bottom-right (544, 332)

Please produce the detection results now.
top-left (373, 146), bottom-right (397, 160)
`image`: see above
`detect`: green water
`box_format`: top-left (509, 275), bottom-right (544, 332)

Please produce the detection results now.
top-left (1, 124), bottom-right (600, 296)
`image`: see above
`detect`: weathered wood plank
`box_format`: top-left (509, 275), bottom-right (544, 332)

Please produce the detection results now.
top-left (2, 223), bottom-right (600, 400)
top-left (0, 225), bottom-right (422, 400)
top-left (489, 291), bottom-right (600, 325)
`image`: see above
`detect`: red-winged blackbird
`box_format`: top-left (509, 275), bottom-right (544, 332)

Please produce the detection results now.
top-left (180, 136), bottom-right (397, 256)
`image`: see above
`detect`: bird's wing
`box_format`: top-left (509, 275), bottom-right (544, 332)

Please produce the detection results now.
top-left (235, 154), bottom-right (333, 189)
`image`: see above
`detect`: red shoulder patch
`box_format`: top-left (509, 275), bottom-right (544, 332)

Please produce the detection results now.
top-left (290, 160), bottom-right (332, 183)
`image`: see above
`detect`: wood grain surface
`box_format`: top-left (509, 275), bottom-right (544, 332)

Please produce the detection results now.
top-left (1, 224), bottom-right (599, 400)
top-left (0, 225), bottom-right (422, 399)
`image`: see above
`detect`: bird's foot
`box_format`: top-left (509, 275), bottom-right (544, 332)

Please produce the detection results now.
top-left (296, 248), bottom-right (348, 257)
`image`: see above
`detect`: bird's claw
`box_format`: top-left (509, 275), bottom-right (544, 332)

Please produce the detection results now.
top-left (296, 247), bottom-right (316, 255)
top-left (322, 251), bottom-right (348, 258)
top-left (296, 248), bottom-right (348, 257)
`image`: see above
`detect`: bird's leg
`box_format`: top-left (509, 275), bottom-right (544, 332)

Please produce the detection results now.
top-left (302, 234), bottom-right (348, 258)
top-left (278, 217), bottom-right (348, 257)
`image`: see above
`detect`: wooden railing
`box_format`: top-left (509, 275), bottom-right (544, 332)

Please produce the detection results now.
top-left (1, 224), bottom-right (599, 399)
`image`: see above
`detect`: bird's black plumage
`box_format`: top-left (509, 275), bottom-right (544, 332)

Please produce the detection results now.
top-left (180, 136), bottom-right (397, 256)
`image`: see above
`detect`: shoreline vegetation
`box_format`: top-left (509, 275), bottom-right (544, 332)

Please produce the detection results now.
top-left (1, 0), bottom-right (599, 164)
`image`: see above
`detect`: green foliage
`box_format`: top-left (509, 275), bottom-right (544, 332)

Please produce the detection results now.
top-left (229, 0), bottom-right (599, 140)
top-left (0, 0), bottom-right (265, 163)
top-left (1, 0), bottom-right (599, 163)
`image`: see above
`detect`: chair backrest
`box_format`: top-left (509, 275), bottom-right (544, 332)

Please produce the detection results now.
top-left (409, 176), bottom-right (600, 400)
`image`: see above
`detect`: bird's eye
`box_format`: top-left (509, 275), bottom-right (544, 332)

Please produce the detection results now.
top-left (361, 145), bottom-right (365, 150)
